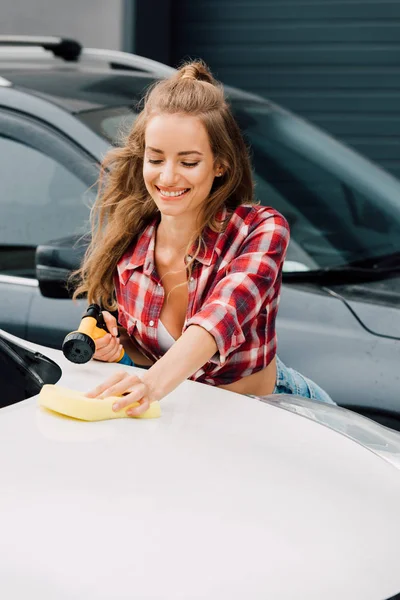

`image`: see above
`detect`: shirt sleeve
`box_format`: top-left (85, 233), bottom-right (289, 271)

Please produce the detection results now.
top-left (184, 208), bottom-right (290, 366)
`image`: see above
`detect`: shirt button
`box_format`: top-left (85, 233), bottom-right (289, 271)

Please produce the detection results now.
top-left (190, 277), bottom-right (194, 282)
top-left (149, 320), bottom-right (155, 327)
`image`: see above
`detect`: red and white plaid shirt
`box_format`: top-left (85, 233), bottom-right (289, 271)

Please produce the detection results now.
top-left (115, 204), bottom-right (290, 386)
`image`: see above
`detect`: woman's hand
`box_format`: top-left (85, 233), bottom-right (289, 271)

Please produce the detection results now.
top-left (86, 371), bottom-right (153, 416)
top-left (93, 311), bottom-right (123, 363)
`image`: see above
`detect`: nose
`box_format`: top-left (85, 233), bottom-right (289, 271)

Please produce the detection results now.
top-left (159, 161), bottom-right (178, 185)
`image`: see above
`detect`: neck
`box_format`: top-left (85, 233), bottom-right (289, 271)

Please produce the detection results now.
top-left (156, 214), bottom-right (198, 256)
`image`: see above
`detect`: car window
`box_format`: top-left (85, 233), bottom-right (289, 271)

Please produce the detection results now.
top-left (78, 106), bottom-right (138, 145)
top-left (0, 113), bottom-right (98, 279)
top-left (0, 137), bottom-right (93, 245)
top-left (251, 143), bottom-right (396, 270)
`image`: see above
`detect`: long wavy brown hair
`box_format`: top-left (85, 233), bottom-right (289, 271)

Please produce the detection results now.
top-left (72, 59), bottom-right (257, 310)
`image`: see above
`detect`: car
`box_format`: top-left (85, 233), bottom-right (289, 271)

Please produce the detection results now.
top-left (1, 326), bottom-right (400, 599)
top-left (1, 36), bottom-right (400, 430)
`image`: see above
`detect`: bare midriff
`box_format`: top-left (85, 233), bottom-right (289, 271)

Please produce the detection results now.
top-left (217, 356), bottom-right (276, 396)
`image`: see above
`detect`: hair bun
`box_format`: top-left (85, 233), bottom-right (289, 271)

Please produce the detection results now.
top-left (178, 60), bottom-right (216, 85)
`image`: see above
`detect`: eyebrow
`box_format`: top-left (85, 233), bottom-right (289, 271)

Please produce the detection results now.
top-left (146, 147), bottom-right (203, 156)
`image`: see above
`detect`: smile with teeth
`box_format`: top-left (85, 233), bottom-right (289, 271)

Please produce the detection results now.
top-left (156, 186), bottom-right (190, 198)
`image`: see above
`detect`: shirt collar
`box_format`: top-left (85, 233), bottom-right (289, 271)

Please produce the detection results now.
top-left (188, 210), bottom-right (226, 266)
top-left (117, 219), bottom-right (157, 284)
top-left (117, 207), bottom-right (227, 283)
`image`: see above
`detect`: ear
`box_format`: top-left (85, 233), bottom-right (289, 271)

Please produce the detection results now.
top-left (214, 164), bottom-right (224, 178)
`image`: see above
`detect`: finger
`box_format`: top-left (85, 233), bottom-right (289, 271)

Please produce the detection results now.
top-left (94, 342), bottom-right (123, 363)
top-left (94, 333), bottom-right (114, 351)
top-left (111, 384), bottom-right (148, 411)
top-left (126, 397), bottom-right (150, 417)
top-left (85, 371), bottom-right (128, 398)
top-left (98, 375), bottom-right (142, 400)
top-left (93, 335), bottom-right (119, 357)
top-left (102, 311), bottom-right (118, 337)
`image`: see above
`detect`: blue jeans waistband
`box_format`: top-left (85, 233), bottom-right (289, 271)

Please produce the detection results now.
top-left (251, 356), bottom-right (335, 405)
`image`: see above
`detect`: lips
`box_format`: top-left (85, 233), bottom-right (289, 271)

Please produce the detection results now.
top-left (155, 186), bottom-right (190, 199)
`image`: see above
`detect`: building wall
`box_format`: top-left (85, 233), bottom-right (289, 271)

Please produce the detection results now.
top-left (170, 0), bottom-right (400, 180)
top-left (0, 0), bottom-right (123, 50)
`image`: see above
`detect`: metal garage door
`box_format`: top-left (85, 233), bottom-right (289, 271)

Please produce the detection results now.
top-left (171, 0), bottom-right (400, 180)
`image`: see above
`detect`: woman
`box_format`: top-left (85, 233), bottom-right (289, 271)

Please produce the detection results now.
top-left (74, 60), bottom-right (334, 416)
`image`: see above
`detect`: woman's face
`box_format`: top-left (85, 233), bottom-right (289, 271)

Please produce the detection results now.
top-left (143, 113), bottom-right (222, 219)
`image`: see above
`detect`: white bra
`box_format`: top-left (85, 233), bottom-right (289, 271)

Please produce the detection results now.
top-left (158, 319), bottom-right (175, 353)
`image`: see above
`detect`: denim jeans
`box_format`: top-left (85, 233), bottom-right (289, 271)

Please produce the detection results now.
top-left (249, 356), bottom-right (335, 405)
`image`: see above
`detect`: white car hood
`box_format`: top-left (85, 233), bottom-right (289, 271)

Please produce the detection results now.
top-left (1, 333), bottom-right (400, 600)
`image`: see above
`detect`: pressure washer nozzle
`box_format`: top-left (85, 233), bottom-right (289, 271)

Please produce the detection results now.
top-left (62, 332), bottom-right (96, 364)
top-left (62, 303), bottom-right (108, 364)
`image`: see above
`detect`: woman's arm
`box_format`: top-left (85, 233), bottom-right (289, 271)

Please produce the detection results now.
top-left (87, 325), bottom-right (217, 413)
top-left (140, 325), bottom-right (217, 401)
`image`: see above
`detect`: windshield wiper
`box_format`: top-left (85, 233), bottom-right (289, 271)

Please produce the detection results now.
top-left (346, 251), bottom-right (400, 271)
top-left (284, 254), bottom-right (400, 285)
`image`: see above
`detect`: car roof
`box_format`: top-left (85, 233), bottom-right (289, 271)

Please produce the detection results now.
top-left (1, 329), bottom-right (400, 599)
top-left (0, 38), bottom-right (266, 113)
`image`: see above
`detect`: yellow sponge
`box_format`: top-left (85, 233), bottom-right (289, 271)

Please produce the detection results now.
top-left (38, 384), bottom-right (161, 421)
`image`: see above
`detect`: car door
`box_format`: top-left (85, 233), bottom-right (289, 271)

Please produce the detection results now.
top-left (0, 107), bottom-right (99, 347)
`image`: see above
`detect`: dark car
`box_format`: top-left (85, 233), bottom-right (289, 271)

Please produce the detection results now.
top-left (1, 37), bottom-right (400, 429)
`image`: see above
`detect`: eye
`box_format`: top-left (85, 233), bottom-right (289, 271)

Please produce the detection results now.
top-left (148, 159), bottom-right (163, 164)
top-left (182, 162), bottom-right (199, 168)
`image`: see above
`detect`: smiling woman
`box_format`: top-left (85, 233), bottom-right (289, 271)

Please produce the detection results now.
top-left (72, 59), bottom-right (334, 416)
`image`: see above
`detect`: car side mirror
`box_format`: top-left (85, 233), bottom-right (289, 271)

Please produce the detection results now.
top-left (35, 235), bottom-right (89, 299)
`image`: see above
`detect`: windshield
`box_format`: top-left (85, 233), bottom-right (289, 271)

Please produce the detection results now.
top-left (79, 102), bottom-right (400, 272)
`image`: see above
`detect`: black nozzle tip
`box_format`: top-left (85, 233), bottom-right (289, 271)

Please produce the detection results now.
top-left (62, 332), bottom-right (95, 364)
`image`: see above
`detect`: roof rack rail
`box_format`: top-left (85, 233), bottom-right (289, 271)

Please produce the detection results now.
top-left (0, 36), bottom-right (176, 77)
top-left (0, 35), bottom-right (81, 62)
